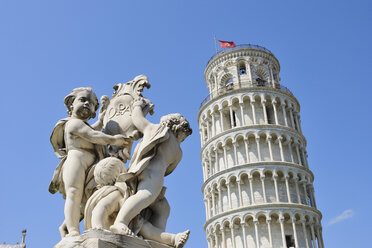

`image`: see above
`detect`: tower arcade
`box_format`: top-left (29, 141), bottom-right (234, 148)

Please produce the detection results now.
top-left (197, 44), bottom-right (324, 248)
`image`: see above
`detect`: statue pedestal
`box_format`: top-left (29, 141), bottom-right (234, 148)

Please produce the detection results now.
top-left (54, 229), bottom-right (172, 248)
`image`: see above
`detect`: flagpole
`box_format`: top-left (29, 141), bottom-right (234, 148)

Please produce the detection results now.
top-left (214, 35), bottom-right (218, 54)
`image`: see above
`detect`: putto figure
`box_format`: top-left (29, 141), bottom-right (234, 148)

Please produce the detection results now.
top-left (110, 98), bottom-right (192, 248)
top-left (50, 77), bottom-right (192, 248)
top-left (49, 87), bottom-right (127, 237)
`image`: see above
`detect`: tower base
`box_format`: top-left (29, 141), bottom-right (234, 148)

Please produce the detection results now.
top-left (54, 229), bottom-right (172, 248)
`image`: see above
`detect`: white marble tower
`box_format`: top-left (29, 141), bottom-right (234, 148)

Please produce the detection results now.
top-left (197, 44), bottom-right (324, 248)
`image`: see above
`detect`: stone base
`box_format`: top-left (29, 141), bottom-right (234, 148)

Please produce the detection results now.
top-left (54, 229), bottom-right (173, 248)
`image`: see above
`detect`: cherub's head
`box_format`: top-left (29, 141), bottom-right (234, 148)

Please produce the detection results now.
top-left (94, 157), bottom-right (126, 186)
top-left (64, 87), bottom-right (99, 120)
top-left (160, 113), bottom-right (192, 142)
top-left (100, 95), bottom-right (110, 106)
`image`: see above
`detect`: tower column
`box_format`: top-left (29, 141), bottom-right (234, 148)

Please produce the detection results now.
top-left (245, 61), bottom-right (253, 84)
top-left (214, 231), bottom-right (219, 248)
top-left (310, 223), bottom-right (316, 248)
top-left (250, 100), bottom-right (257, 124)
top-left (244, 137), bottom-right (250, 163)
top-left (214, 148), bottom-right (219, 173)
top-left (230, 224), bottom-right (236, 248)
top-left (272, 100), bottom-right (279, 125)
top-left (285, 174), bottom-right (292, 203)
top-left (269, 64), bottom-right (275, 86)
top-left (201, 124), bottom-right (206, 143)
top-left (249, 176), bottom-right (255, 205)
top-left (294, 176), bottom-right (301, 204)
top-left (295, 112), bottom-right (303, 133)
top-left (279, 216), bottom-right (286, 248)
top-left (289, 106), bottom-right (295, 128)
top-left (223, 145), bottom-right (228, 169)
top-left (301, 147), bottom-right (309, 168)
top-left (232, 141), bottom-right (238, 165)
top-left (310, 185), bottom-right (317, 208)
top-left (254, 220), bottom-right (260, 248)
top-left (237, 179), bottom-right (243, 207)
top-left (262, 100), bottom-right (268, 124)
top-left (301, 220), bottom-right (310, 248)
top-left (219, 107), bottom-right (225, 132)
top-left (281, 103), bottom-right (288, 127)
top-left (211, 189), bottom-right (216, 216)
top-left (255, 135), bottom-right (262, 161)
top-left (292, 217), bottom-right (299, 248)
top-left (239, 102), bottom-right (245, 126)
top-left (217, 186), bottom-right (223, 213)
top-left (288, 140), bottom-right (295, 163)
top-left (241, 222), bottom-right (247, 248)
top-left (273, 173), bottom-right (279, 202)
top-left (220, 226), bottom-right (227, 248)
top-left (267, 135), bottom-right (273, 161)
top-left (260, 175), bottom-right (267, 203)
top-left (267, 218), bottom-right (273, 248)
top-left (206, 120), bottom-right (210, 140)
top-left (229, 105), bottom-right (234, 128)
top-left (302, 180), bottom-right (309, 205)
top-left (206, 194), bottom-right (211, 219)
top-left (226, 182), bottom-right (232, 210)
top-left (211, 112), bottom-right (216, 136)
top-left (295, 142), bottom-right (302, 166)
top-left (278, 136), bottom-right (285, 162)
top-left (203, 197), bottom-right (208, 219)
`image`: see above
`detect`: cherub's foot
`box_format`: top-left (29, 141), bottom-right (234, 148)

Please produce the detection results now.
top-left (110, 223), bottom-right (135, 236)
top-left (65, 230), bottom-right (80, 237)
top-left (59, 222), bottom-right (68, 238)
top-left (174, 230), bottom-right (190, 248)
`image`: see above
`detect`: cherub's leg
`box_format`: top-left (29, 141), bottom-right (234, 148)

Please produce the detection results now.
top-left (111, 169), bottom-right (164, 235)
top-left (63, 158), bottom-right (86, 236)
top-left (91, 191), bottom-right (121, 229)
top-left (149, 197), bottom-right (170, 231)
top-left (139, 221), bottom-right (190, 248)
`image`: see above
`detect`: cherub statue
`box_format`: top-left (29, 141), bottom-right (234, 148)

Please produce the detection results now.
top-left (49, 87), bottom-right (127, 237)
top-left (84, 157), bottom-right (190, 248)
top-left (109, 97), bottom-right (192, 247)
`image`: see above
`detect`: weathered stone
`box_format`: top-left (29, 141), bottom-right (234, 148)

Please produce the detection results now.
top-left (54, 229), bottom-right (172, 248)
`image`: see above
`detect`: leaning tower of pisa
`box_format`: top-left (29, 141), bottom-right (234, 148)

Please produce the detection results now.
top-left (197, 44), bottom-right (324, 248)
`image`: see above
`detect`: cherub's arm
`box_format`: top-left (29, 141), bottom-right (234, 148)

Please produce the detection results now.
top-left (91, 97), bottom-right (109, 131)
top-left (67, 119), bottom-right (127, 146)
top-left (91, 119), bottom-right (103, 131)
top-left (131, 98), bottom-right (153, 133)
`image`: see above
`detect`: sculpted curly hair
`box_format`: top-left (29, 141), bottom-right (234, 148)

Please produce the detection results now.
top-left (94, 157), bottom-right (126, 186)
top-left (160, 113), bottom-right (192, 137)
top-left (64, 87), bottom-right (99, 118)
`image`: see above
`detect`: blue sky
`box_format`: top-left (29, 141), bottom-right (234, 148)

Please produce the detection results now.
top-left (0, 1), bottom-right (371, 247)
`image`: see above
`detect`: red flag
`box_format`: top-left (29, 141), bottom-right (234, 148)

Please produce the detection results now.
top-left (218, 40), bottom-right (236, 48)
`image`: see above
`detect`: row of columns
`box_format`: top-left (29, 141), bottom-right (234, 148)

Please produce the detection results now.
top-left (204, 176), bottom-right (316, 219)
top-left (208, 61), bottom-right (278, 95)
top-left (200, 98), bottom-right (302, 145)
top-left (207, 218), bottom-right (324, 248)
top-left (202, 136), bottom-right (308, 180)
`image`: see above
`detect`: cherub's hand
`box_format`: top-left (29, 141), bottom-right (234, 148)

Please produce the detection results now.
top-left (98, 95), bottom-right (110, 122)
top-left (113, 134), bottom-right (129, 147)
top-left (132, 97), bottom-right (146, 108)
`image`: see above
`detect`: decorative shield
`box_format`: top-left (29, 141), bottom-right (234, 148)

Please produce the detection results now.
top-left (102, 75), bottom-right (154, 162)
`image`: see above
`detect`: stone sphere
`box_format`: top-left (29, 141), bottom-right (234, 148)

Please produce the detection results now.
top-left (94, 157), bottom-right (127, 186)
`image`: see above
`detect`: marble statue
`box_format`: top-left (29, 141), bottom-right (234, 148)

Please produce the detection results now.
top-left (50, 76), bottom-right (191, 248)
top-left (49, 87), bottom-right (128, 237)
